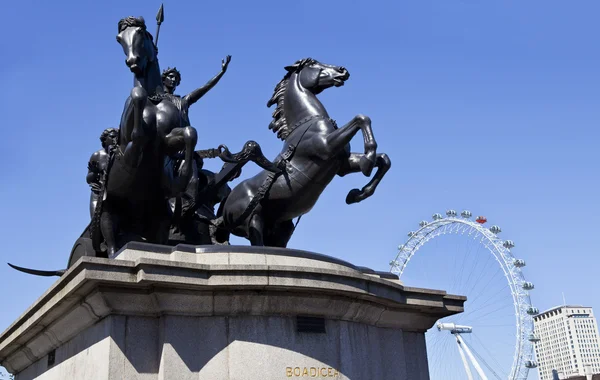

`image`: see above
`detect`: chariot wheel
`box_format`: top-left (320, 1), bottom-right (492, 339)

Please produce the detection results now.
top-left (67, 236), bottom-right (100, 268)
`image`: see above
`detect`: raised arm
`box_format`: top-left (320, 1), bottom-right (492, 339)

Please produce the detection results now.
top-left (183, 55), bottom-right (231, 106)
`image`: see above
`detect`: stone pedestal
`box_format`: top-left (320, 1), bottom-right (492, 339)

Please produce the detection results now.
top-left (0, 243), bottom-right (465, 380)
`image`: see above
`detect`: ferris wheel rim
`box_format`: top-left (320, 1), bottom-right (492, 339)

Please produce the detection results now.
top-left (390, 214), bottom-right (536, 380)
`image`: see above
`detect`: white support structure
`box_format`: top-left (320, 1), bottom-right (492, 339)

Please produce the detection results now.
top-left (456, 333), bottom-right (489, 380)
top-left (438, 322), bottom-right (488, 379)
top-left (456, 338), bottom-right (474, 380)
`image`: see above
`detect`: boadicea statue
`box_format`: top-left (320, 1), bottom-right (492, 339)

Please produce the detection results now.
top-left (8, 5), bottom-right (390, 277)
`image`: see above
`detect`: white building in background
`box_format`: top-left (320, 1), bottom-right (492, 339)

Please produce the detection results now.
top-left (533, 305), bottom-right (600, 380)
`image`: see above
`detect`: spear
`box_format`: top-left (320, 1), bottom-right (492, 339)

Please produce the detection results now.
top-left (154, 3), bottom-right (164, 47)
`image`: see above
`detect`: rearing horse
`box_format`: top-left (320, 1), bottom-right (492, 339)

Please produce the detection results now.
top-left (97, 16), bottom-right (198, 255)
top-left (218, 58), bottom-right (391, 247)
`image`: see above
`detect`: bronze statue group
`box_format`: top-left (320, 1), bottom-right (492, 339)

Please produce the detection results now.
top-left (79, 12), bottom-right (391, 267)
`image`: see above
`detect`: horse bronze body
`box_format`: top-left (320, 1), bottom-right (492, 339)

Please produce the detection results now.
top-left (218, 58), bottom-right (391, 247)
top-left (89, 16), bottom-right (200, 257)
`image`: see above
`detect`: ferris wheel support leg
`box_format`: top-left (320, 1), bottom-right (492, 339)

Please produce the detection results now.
top-left (456, 334), bottom-right (488, 380)
top-left (455, 336), bottom-right (474, 380)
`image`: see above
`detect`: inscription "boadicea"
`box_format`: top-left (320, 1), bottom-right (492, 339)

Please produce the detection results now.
top-left (286, 367), bottom-right (341, 377)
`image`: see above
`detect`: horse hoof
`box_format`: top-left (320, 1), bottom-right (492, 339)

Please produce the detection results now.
top-left (359, 153), bottom-right (376, 177)
top-left (346, 188), bottom-right (363, 204)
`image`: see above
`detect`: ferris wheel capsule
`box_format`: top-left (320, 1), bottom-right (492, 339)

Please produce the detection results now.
top-left (525, 360), bottom-right (538, 368)
top-left (432, 213), bottom-right (443, 220)
top-left (408, 231), bottom-right (415, 237)
top-left (461, 210), bottom-right (472, 218)
top-left (503, 240), bottom-right (515, 249)
top-left (528, 334), bottom-right (540, 342)
top-left (446, 210), bottom-right (457, 217)
top-left (419, 220), bottom-right (429, 227)
top-left (476, 216), bottom-right (487, 224)
top-left (522, 282), bottom-right (535, 290)
top-left (490, 225), bottom-right (501, 234)
top-left (527, 307), bottom-right (539, 315)
top-left (514, 259), bottom-right (526, 267)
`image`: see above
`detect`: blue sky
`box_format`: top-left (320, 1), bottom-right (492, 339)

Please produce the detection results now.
top-left (0, 0), bottom-right (598, 378)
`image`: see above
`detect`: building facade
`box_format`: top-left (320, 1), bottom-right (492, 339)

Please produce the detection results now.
top-left (534, 305), bottom-right (600, 380)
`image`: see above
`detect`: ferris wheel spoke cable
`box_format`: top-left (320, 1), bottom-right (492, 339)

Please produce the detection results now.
top-left (470, 333), bottom-right (510, 377)
top-left (465, 268), bottom-right (506, 307)
top-left (429, 338), bottom-right (444, 377)
top-left (473, 333), bottom-right (511, 376)
top-left (463, 301), bottom-right (515, 322)
top-left (430, 341), bottom-right (448, 376)
top-left (427, 334), bottom-right (444, 360)
top-left (458, 304), bottom-right (514, 328)
top-left (451, 233), bottom-right (477, 290)
top-left (455, 297), bottom-right (514, 330)
top-left (462, 335), bottom-right (497, 379)
top-left (468, 340), bottom-right (503, 380)
top-left (458, 283), bottom-right (510, 320)
top-left (445, 337), bottom-right (461, 378)
top-left (460, 241), bottom-right (488, 292)
top-left (451, 248), bottom-right (476, 294)
top-left (464, 250), bottom-right (502, 298)
top-left (461, 234), bottom-right (489, 288)
top-left (448, 236), bottom-right (462, 289)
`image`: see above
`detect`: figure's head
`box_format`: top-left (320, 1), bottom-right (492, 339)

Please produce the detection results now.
top-left (116, 16), bottom-right (157, 76)
top-left (162, 67), bottom-right (181, 94)
top-left (285, 58), bottom-right (350, 94)
top-left (100, 128), bottom-right (119, 149)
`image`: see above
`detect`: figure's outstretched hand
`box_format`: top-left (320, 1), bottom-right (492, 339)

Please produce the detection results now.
top-left (222, 55), bottom-right (232, 72)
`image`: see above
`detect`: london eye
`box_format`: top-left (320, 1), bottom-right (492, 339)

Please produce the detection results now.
top-left (390, 210), bottom-right (539, 379)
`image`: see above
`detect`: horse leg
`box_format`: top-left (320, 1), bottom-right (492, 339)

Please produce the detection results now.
top-left (100, 206), bottom-right (119, 257)
top-left (264, 220), bottom-right (295, 248)
top-left (163, 126), bottom-right (199, 195)
top-left (339, 153), bottom-right (391, 204)
top-left (248, 210), bottom-right (265, 246)
top-left (118, 97), bottom-right (134, 147)
top-left (123, 86), bottom-right (148, 167)
top-left (147, 201), bottom-right (172, 245)
top-left (325, 115), bottom-right (377, 176)
top-left (179, 126), bottom-right (198, 179)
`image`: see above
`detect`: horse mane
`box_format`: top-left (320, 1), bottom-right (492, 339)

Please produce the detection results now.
top-left (267, 58), bottom-right (316, 140)
top-left (117, 16), bottom-right (158, 55)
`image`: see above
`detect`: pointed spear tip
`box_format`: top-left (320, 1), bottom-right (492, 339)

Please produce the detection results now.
top-left (156, 3), bottom-right (165, 24)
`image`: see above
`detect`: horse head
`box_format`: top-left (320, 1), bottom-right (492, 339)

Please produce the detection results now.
top-left (116, 16), bottom-right (157, 77)
top-left (285, 58), bottom-right (350, 95)
top-left (268, 58), bottom-right (351, 139)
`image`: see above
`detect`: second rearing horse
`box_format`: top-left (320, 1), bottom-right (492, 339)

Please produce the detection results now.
top-left (218, 58), bottom-right (391, 247)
